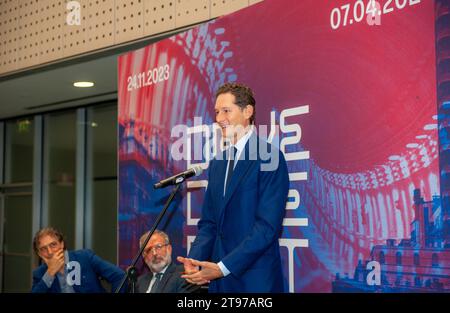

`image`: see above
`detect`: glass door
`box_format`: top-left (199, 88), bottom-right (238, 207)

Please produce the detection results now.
top-left (1, 118), bottom-right (35, 292)
top-left (0, 187), bottom-right (33, 292)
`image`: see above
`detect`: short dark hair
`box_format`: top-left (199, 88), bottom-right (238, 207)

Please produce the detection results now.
top-left (215, 82), bottom-right (256, 124)
top-left (33, 227), bottom-right (65, 255)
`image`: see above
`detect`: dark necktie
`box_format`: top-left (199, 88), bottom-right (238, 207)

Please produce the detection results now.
top-left (225, 147), bottom-right (237, 195)
top-left (150, 273), bottom-right (163, 293)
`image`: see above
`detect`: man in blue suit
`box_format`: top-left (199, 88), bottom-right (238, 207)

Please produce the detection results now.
top-left (178, 82), bottom-right (289, 292)
top-left (31, 227), bottom-right (126, 293)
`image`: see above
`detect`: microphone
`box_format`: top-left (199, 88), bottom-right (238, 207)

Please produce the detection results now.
top-left (153, 166), bottom-right (203, 189)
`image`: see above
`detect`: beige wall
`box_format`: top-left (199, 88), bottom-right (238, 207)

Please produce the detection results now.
top-left (0, 0), bottom-right (263, 76)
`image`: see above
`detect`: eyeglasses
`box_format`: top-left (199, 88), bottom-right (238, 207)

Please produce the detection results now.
top-left (38, 241), bottom-right (60, 254)
top-left (143, 243), bottom-right (169, 255)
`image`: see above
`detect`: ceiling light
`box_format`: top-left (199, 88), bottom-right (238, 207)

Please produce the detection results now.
top-left (73, 81), bottom-right (94, 88)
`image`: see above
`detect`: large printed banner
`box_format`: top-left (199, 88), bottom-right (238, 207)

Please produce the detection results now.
top-left (119, 0), bottom-right (448, 292)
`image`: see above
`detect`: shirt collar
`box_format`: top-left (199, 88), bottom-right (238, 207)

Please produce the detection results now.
top-left (64, 250), bottom-right (70, 265)
top-left (231, 125), bottom-right (254, 155)
top-left (153, 263), bottom-right (169, 276)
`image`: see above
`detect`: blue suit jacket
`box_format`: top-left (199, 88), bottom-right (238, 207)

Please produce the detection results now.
top-left (188, 134), bottom-right (289, 292)
top-left (32, 249), bottom-right (126, 293)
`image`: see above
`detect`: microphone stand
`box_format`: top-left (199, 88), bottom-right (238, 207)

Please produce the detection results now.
top-left (115, 183), bottom-right (182, 293)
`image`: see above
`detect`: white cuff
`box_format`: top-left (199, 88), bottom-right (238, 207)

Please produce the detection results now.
top-left (42, 271), bottom-right (55, 288)
top-left (217, 261), bottom-right (230, 277)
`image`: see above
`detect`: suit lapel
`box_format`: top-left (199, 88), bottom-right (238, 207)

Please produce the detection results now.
top-left (141, 272), bottom-right (153, 293)
top-left (67, 251), bottom-right (79, 292)
top-left (155, 262), bottom-right (176, 293)
top-left (218, 134), bottom-right (258, 224)
top-left (221, 158), bottom-right (253, 208)
top-left (216, 152), bottom-right (228, 200)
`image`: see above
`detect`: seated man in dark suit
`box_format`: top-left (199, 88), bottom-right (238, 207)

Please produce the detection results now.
top-left (136, 230), bottom-right (200, 293)
top-left (31, 227), bottom-right (126, 293)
